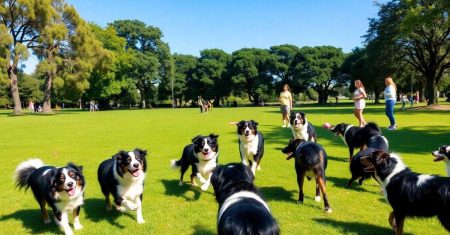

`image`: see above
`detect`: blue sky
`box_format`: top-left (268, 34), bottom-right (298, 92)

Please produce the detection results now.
top-left (22, 0), bottom-right (383, 73)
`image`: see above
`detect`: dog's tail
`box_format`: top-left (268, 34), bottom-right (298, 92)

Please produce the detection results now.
top-left (14, 159), bottom-right (44, 190)
top-left (170, 159), bottom-right (181, 169)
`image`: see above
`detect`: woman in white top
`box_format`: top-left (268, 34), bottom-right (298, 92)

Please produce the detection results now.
top-left (384, 76), bottom-right (397, 130)
top-left (353, 80), bottom-right (367, 127)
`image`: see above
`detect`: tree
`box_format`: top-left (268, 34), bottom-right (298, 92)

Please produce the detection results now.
top-left (269, 44), bottom-right (301, 91)
top-left (230, 48), bottom-right (276, 105)
top-left (292, 46), bottom-right (347, 105)
top-left (18, 73), bottom-right (43, 107)
top-left (32, 3), bottom-right (108, 113)
top-left (110, 20), bottom-right (174, 108)
top-left (366, 0), bottom-right (450, 105)
top-left (83, 23), bottom-right (134, 109)
top-left (158, 53), bottom-right (197, 107)
top-left (190, 49), bottom-right (231, 105)
top-left (0, 0), bottom-right (56, 114)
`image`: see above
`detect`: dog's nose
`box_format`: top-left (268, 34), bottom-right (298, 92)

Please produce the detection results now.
top-left (67, 182), bottom-right (74, 188)
top-left (203, 148), bottom-right (209, 152)
top-left (133, 163), bottom-right (139, 168)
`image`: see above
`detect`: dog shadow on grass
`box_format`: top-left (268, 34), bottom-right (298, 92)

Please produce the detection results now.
top-left (161, 179), bottom-right (210, 201)
top-left (191, 224), bottom-right (215, 235)
top-left (313, 218), bottom-right (412, 235)
top-left (83, 198), bottom-right (134, 229)
top-left (0, 209), bottom-right (61, 234)
top-left (326, 176), bottom-right (380, 194)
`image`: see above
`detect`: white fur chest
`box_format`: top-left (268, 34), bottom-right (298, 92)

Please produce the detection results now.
top-left (239, 135), bottom-right (259, 161)
top-left (292, 126), bottom-right (308, 140)
top-left (116, 173), bottom-right (145, 201)
top-left (195, 154), bottom-right (217, 177)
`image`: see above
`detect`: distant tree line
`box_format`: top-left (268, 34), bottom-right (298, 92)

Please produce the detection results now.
top-left (1, 0), bottom-right (448, 114)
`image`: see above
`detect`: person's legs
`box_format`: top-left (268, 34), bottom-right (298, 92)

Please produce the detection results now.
top-left (354, 109), bottom-right (361, 126)
top-left (359, 109), bottom-right (366, 127)
top-left (385, 100), bottom-right (396, 129)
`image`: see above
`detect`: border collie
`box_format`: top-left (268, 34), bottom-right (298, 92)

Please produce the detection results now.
top-left (330, 122), bottom-right (381, 160)
top-left (361, 151), bottom-right (450, 234)
top-left (211, 163), bottom-right (280, 235)
top-left (98, 148), bottom-right (147, 224)
top-left (290, 111), bottom-right (317, 142)
top-left (432, 145), bottom-right (450, 176)
top-left (346, 135), bottom-right (389, 188)
top-left (15, 159), bottom-right (85, 235)
top-left (237, 120), bottom-right (264, 175)
top-left (282, 139), bottom-right (332, 213)
top-left (171, 134), bottom-right (219, 191)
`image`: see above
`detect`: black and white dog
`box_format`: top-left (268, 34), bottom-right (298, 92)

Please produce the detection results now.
top-left (237, 120), bottom-right (264, 175)
top-left (281, 139), bottom-right (332, 213)
top-left (15, 159), bottom-right (85, 235)
top-left (346, 135), bottom-right (389, 188)
top-left (432, 145), bottom-right (450, 176)
top-left (98, 148), bottom-right (147, 224)
top-left (211, 163), bottom-right (280, 235)
top-left (171, 134), bottom-right (219, 191)
top-left (361, 151), bottom-right (450, 234)
top-left (330, 122), bottom-right (381, 160)
top-left (290, 111), bottom-right (317, 142)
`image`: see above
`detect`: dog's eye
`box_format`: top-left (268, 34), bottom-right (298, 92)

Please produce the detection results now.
top-left (68, 171), bottom-right (76, 178)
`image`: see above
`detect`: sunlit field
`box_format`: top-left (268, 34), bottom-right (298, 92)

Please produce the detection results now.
top-left (0, 103), bottom-right (449, 234)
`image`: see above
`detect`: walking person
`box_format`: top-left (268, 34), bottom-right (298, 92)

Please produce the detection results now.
top-left (278, 84), bottom-right (293, 128)
top-left (384, 76), bottom-right (397, 130)
top-left (352, 80), bottom-right (367, 127)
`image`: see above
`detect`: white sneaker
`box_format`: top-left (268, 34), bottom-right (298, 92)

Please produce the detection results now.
top-left (282, 124), bottom-right (286, 128)
top-left (287, 124), bottom-right (291, 128)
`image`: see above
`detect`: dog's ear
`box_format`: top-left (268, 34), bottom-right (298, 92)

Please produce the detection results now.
top-left (67, 163), bottom-right (83, 172)
top-left (135, 148), bottom-right (148, 157)
top-left (372, 150), bottom-right (390, 166)
top-left (251, 120), bottom-right (259, 127)
top-left (236, 120), bottom-right (245, 127)
top-left (209, 133), bottom-right (219, 139)
top-left (113, 151), bottom-right (127, 163)
top-left (191, 135), bottom-right (203, 143)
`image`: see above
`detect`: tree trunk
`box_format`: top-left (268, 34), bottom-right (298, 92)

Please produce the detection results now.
top-left (8, 65), bottom-right (23, 115)
top-left (42, 72), bottom-right (53, 114)
top-left (425, 76), bottom-right (438, 105)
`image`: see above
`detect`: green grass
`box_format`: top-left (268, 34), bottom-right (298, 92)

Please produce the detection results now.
top-left (0, 103), bottom-right (449, 235)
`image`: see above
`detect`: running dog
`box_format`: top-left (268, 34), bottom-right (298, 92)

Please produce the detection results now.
top-left (282, 139), bottom-right (332, 213)
top-left (171, 134), bottom-right (219, 191)
top-left (361, 151), bottom-right (450, 234)
top-left (290, 111), bottom-right (317, 142)
top-left (98, 149), bottom-right (147, 224)
top-left (237, 120), bottom-right (264, 175)
top-left (15, 159), bottom-right (85, 235)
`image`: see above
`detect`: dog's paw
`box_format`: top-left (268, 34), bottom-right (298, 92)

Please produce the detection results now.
top-left (199, 177), bottom-right (207, 184)
top-left (115, 206), bottom-right (126, 212)
top-left (325, 208), bottom-right (333, 213)
top-left (137, 218), bottom-right (145, 224)
top-left (315, 196), bottom-right (321, 202)
top-left (257, 165), bottom-right (261, 171)
top-left (201, 183), bottom-right (210, 191)
top-left (43, 218), bottom-right (51, 224)
top-left (64, 229), bottom-right (74, 235)
top-left (297, 200), bottom-right (304, 204)
top-left (73, 222), bottom-right (83, 230)
top-left (178, 181), bottom-right (183, 186)
top-left (126, 202), bottom-right (138, 211)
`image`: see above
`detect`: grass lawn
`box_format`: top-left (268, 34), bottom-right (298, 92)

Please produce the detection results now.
top-left (0, 103), bottom-right (449, 235)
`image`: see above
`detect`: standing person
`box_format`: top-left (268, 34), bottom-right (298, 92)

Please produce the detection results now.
top-left (278, 84), bottom-right (293, 128)
top-left (198, 96), bottom-right (205, 113)
top-left (352, 80), bottom-right (367, 127)
top-left (384, 76), bottom-right (397, 130)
